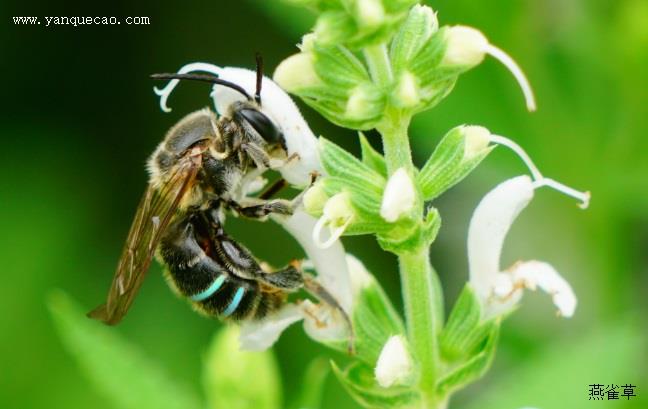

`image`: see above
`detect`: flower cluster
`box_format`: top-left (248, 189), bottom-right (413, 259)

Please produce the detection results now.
top-left (153, 1), bottom-right (590, 407)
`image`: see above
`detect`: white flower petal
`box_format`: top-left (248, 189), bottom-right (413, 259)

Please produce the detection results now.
top-left (273, 209), bottom-right (352, 313)
top-left (380, 168), bottom-right (416, 223)
top-left (509, 261), bottom-right (577, 317)
top-left (300, 299), bottom-right (349, 342)
top-left (238, 304), bottom-right (304, 351)
top-left (468, 176), bottom-right (535, 306)
top-left (213, 67), bottom-right (322, 187)
top-left (375, 335), bottom-right (413, 388)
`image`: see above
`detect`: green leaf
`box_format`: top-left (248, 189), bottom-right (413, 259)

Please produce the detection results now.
top-left (320, 137), bottom-right (386, 191)
top-left (289, 358), bottom-right (329, 409)
top-left (359, 132), bottom-right (387, 176)
top-left (47, 290), bottom-right (202, 409)
top-left (331, 361), bottom-right (420, 409)
top-left (203, 326), bottom-right (282, 409)
top-left (436, 324), bottom-right (500, 396)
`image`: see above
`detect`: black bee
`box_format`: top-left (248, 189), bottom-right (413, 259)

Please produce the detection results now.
top-left (89, 59), bottom-right (349, 329)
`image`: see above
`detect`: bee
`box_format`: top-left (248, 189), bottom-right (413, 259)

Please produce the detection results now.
top-left (88, 58), bottom-right (350, 329)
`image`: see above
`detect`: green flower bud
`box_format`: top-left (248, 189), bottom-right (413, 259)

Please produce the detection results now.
top-left (303, 181), bottom-right (330, 216)
top-left (441, 26), bottom-right (488, 68)
top-left (273, 52), bottom-right (322, 92)
top-left (418, 125), bottom-right (495, 201)
top-left (391, 71), bottom-right (420, 108)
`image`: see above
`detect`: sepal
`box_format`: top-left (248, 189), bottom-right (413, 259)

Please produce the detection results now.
top-left (332, 361), bottom-right (421, 409)
top-left (418, 126), bottom-right (493, 201)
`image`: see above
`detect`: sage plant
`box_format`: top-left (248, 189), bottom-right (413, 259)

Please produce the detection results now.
top-left (151, 2), bottom-right (591, 408)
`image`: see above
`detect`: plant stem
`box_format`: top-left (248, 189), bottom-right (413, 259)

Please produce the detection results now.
top-left (379, 110), bottom-right (412, 175)
top-left (378, 111), bottom-right (443, 407)
top-left (367, 41), bottom-right (443, 407)
top-left (399, 246), bottom-right (441, 405)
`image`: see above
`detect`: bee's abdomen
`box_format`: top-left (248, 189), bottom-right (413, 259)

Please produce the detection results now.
top-left (159, 220), bottom-right (285, 321)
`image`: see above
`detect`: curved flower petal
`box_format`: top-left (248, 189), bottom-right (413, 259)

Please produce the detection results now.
top-left (213, 67), bottom-right (322, 187)
top-left (468, 175), bottom-right (535, 308)
top-left (239, 304), bottom-right (303, 351)
top-left (508, 261), bottom-right (577, 317)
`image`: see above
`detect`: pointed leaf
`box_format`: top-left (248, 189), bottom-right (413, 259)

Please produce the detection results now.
top-left (47, 291), bottom-right (202, 409)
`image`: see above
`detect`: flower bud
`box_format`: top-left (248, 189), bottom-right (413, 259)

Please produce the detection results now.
top-left (381, 168), bottom-right (416, 222)
top-left (303, 182), bottom-right (330, 216)
top-left (374, 335), bottom-right (414, 388)
top-left (441, 25), bottom-right (489, 67)
top-left (392, 71), bottom-right (420, 108)
top-left (313, 192), bottom-right (356, 249)
top-left (418, 125), bottom-right (494, 201)
top-left (355, 0), bottom-right (385, 28)
top-left (462, 125), bottom-right (492, 160)
top-left (273, 52), bottom-right (321, 92)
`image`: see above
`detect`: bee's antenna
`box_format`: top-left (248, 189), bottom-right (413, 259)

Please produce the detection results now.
top-left (255, 52), bottom-right (263, 104)
top-left (150, 73), bottom-right (252, 101)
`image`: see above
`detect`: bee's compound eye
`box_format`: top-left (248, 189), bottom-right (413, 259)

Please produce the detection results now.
top-left (237, 108), bottom-right (284, 146)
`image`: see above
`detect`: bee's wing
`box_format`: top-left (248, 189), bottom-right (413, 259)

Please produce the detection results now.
top-left (88, 154), bottom-right (201, 325)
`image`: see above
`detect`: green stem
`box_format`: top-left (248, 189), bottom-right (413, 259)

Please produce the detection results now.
top-left (379, 110), bottom-right (412, 175)
top-left (399, 246), bottom-right (441, 405)
top-left (377, 110), bottom-right (443, 407)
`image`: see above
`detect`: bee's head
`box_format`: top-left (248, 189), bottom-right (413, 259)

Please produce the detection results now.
top-left (232, 103), bottom-right (287, 153)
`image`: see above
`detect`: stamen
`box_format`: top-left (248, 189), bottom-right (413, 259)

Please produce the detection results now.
top-left (490, 135), bottom-right (543, 181)
top-left (153, 62), bottom-right (222, 112)
top-left (532, 178), bottom-right (591, 209)
top-left (482, 44), bottom-right (536, 112)
top-left (312, 215), bottom-right (352, 249)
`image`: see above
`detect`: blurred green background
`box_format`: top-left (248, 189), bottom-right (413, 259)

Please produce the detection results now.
top-left (1, 0), bottom-right (646, 408)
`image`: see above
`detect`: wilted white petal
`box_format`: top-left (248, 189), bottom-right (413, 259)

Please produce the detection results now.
top-left (239, 304), bottom-right (303, 351)
top-left (468, 176), bottom-right (535, 308)
top-left (375, 335), bottom-right (413, 388)
top-left (381, 168), bottom-right (416, 222)
top-left (300, 299), bottom-right (349, 342)
top-left (213, 67), bottom-right (322, 187)
top-left (508, 261), bottom-right (577, 317)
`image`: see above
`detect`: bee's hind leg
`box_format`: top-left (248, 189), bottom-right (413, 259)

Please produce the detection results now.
top-left (302, 273), bottom-right (356, 355)
top-left (258, 261), bottom-right (303, 291)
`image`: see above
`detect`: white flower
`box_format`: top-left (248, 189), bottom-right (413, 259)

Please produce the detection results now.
top-left (442, 26), bottom-right (537, 112)
top-left (238, 210), bottom-right (359, 351)
top-left (152, 62), bottom-right (322, 187)
top-left (313, 192), bottom-right (356, 249)
top-left (374, 335), bottom-right (414, 388)
top-left (468, 175), bottom-right (581, 319)
top-left (380, 168), bottom-right (416, 222)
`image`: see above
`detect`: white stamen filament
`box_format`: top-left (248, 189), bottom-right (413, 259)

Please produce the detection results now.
top-left (532, 178), bottom-right (591, 209)
top-left (490, 134), bottom-right (590, 209)
top-left (153, 62), bottom-right (222, 112)
top-left (312, 215), bottom-right (352, 249)
top-left (490, 134), bottom-right (543, 181)
top-left (482, 43), bottom-right (536, 112)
